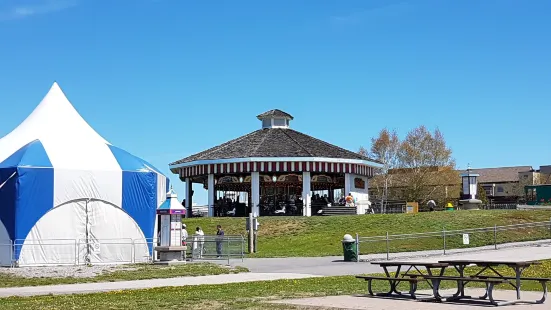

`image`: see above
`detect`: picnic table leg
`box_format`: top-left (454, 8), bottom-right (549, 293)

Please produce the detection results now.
top-left (430, 279), bottom-right (443, 302)
top-left (536, 280), bottom-right (547, 304)
top-left (375, 266), bottom-right (402, 296)
top-left (515, 267), bottom-right (521, 300)
top-left (448, 265), bottom-right (472, 301)
top-left (487, 282), bottom-right (499, 306)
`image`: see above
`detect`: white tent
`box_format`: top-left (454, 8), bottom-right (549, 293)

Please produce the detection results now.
top-left (0, 83), bottom-right (168, 266)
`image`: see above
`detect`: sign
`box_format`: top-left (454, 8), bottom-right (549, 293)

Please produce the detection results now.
top-left (462, 234), bottom-right (470, 245)
top-left (91, 242), bottom-right (101, 253)
top-left (246, 218), bottom-right (260, 231)
top-left (406, 202), bottom-right (419, 214)
top-left (354, 177), bottom-right (366, 189)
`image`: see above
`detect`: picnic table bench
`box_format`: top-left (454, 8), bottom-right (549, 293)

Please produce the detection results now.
top-left (439, 259), bottom-right (549, 305)
top-left (357, 259), bottom-right (550, 306)
top-left (356, 261), bottom-right (449, 299)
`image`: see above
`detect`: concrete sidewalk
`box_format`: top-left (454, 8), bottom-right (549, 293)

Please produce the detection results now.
top-left (0, 272), bottom-right (321, 297)
top-left (271, 289), bottom-right (548, 309)
top-left (1, 240), bottom-right (550, 298)
top-left (226, 240), bottom-right (551, 276)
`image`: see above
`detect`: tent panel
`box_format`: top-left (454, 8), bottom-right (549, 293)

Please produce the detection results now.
top-left (121, 171), bottom-right (157, 253)
top-left (18, 200), bottom-right (86, 266)
top-left (53, 169), bottom-right (122, 208)
top-left (0, 140), bottom-right (52, 169)
top-left (14, 167), bottom-right (54, 248)
top-left (0, 220), bottom-right (12, 266)
top-left (0, 168), bottom-right (17, 241)
top-left (42, 139), bottom-right (121, 171)
top-left (108, 145), bottom-right (163, 175)
top-left (158, 173), bottom-right (167, 208)
top-left (86, 200), bottom-right (148, 264)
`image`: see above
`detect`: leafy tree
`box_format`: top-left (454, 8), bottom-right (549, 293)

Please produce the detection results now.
top-left (477, 183), bottom-right (488, 205)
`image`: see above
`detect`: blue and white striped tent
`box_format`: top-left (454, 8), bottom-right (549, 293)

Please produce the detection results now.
top-left (0, 83), bottom-right (169, 266)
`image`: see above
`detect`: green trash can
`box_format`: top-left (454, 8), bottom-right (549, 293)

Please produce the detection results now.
top-left (445, 203), bottom-right (454, 211)
top-left (342, 234), bottom-right (358, 262)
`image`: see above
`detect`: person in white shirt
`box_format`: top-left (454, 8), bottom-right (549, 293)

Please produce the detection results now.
top-left (193, 226), bottom-right (205, 258)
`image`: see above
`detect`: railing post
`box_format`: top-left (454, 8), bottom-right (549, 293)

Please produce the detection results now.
top-left (386, 232), bottom-right (390, 260)
top-left (355, 233), bottom-right (360, 263)
top-left (443, 227), bottom-right (446, 255)
top-left (494, 224), bottom-right (498, 250)
top-left (226, 237), bottom-right (230, 266)
top-left (76, 239), bottom-right (79, 266)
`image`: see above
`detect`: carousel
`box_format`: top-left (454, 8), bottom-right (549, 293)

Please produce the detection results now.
top-left (169, 109), bottom-right (382, 217)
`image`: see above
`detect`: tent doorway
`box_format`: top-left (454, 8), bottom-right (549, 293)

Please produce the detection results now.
top-left (18, 198), bottom-right (148, 266)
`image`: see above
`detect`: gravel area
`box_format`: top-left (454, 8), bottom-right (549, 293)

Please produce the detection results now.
top-left (0, 265), bottom-right (138, 278)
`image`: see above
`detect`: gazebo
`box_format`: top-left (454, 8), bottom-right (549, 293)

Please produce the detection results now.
top-left (169, 110), bottom-right (382, 217)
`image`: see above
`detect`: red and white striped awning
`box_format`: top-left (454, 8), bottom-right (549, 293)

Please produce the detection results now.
top-left (178, 160), bottom-right (376, 179)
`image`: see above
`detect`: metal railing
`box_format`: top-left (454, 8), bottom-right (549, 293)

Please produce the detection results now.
top-left (482, 203), bottom-right (518, 210)
top-left (1, 235), bottom-right (245, 267)
top-left (186, 235), bottom-right (245, 265)
top-left (356, 219), bottom-right (551, 261)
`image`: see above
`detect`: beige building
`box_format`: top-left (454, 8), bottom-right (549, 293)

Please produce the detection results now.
top-left (369, 165), bottom-right (549, 204)
top-left (464, 166), bottom-right (539, 202)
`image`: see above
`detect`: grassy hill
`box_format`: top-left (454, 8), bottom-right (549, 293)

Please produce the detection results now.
top-left (183, 210), bottom-right (551, 257)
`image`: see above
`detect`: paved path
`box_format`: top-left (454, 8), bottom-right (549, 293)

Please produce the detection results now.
top-left (0, 272), bottom-right (320, 297)
top-left (271, 289), bottom-right (548, 309)
top-left (226, 240), bottom-right (551, 276)
top-left (1, 240), bottom-right (550, 298)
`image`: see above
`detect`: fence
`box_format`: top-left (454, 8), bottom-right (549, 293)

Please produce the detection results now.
top-left (482, 203), bottom-right (518, 210)
top-left (187, 235), bottom-right (245, 265)
top-left (1, 235), bottom-right (245, 267)
top-left (357, 219), bottom-right (551, 262)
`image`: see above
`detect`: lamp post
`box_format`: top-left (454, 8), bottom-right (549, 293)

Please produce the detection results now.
top-left (459, 165), bottom-right (482, 210)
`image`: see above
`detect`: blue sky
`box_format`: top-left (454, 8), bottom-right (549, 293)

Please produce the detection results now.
top-left (0, 0), bottom-right (550, 205)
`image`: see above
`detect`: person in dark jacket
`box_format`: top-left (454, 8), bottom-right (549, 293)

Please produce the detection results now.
top-left (216, 225), bottom-right (225, 258)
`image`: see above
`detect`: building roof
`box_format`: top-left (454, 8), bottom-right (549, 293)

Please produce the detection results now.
top-left (170, 127), bottom-right (378, 165)
top-left (256, 109), bottom-right (294, 120)
top-left (459, 166), bottom-right (533, 183)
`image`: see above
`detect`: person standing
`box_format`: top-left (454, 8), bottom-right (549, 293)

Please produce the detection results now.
top-left (345, 193), bottom-right (355, 207)
top-left (193, 226), bottom-right (205, 258)
top-left (216, 225), bottom-right (225, 258)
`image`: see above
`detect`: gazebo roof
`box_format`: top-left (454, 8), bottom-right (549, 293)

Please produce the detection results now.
top-left (170, 126), bottom-right (378, 166)
top-left (256, 109), bottom-right (294, 120)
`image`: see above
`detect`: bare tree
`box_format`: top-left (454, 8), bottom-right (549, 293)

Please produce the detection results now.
top-left (397, 126), bottom-right (457, 204)
top-left (361, 128), bottom-right (400, 213)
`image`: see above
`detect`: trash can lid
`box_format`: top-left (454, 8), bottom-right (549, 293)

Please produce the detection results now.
top-left (342, 234), bottom-right (354, 242)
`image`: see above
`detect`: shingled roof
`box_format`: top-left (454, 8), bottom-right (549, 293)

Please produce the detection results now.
top-left (256, 109), bottom-right (294, 120)
top-left (459, 166), bottom-right (533, 183)
top-left (170, 128), bottom-right (377, 165)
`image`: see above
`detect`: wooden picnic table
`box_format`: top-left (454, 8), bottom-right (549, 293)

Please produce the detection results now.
top-left (438, 259), bottom-right (545, 305)
top-left (358, 260), bottom-right (550, 306)
top-left (368, 261), bottom-right (450, 297)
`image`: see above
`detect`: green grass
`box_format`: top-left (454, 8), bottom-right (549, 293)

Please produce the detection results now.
top-left (1, 260), bottom-right (550, 309)
top-left (185, 210), bottom-right (551, 257)
top-left (0, 263), bottom-right (248, 288)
